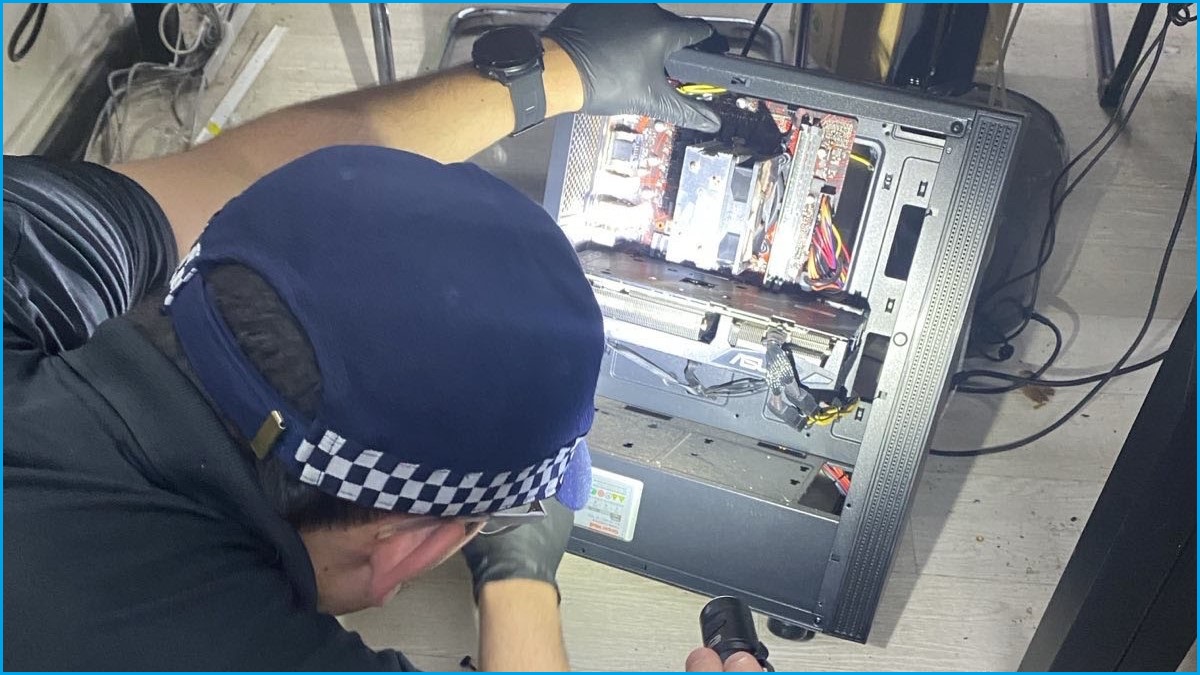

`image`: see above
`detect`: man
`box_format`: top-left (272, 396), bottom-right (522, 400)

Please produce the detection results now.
top-left (5, 4), bottom-right (760, 671)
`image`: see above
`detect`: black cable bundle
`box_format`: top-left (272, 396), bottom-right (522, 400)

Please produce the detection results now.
top-left (8, 3), bottom-right (48, 63)
top-left (934, 141), bottom-right (1195, 457)
top-left (934, 6), bottom-right (1196, 456)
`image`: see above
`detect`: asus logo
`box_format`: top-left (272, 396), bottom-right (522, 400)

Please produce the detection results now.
top-left (727, 353), bottom-right (766, 373)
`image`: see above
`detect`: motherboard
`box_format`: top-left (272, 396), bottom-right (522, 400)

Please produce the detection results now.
top-left (564, 93), bottom-right (869, 296)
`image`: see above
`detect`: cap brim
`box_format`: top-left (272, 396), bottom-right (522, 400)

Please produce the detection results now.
top-left (553, 438), bottom-right (592, 511)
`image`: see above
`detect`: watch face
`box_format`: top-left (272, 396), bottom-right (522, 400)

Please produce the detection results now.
top-left (472, 27), bottom-right (543, 72)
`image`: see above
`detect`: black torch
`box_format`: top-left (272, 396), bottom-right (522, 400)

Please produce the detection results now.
top-left (699, 596), bottom-right (773, 671)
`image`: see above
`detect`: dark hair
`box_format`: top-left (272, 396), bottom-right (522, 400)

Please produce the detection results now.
top-left (129, 264), bottom-right (383, 532)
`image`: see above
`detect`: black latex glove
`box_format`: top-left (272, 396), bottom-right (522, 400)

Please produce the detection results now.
top-left (461, 500), bottom-right (575, 603)
top-left (544, 3), bottom-right (722, 132)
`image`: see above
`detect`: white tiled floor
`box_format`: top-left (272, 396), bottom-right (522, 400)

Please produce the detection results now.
top-left (99, 3), bottom-right (1200, 670)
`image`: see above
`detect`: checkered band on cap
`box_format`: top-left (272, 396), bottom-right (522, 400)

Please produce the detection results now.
top-left (161, 148), bottom-right (604, 516)
top-left (288, 427), bottom-right (580, 515)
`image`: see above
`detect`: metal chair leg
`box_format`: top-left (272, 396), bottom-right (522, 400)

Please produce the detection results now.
top-left (369, 3), bottom-right (396, 85)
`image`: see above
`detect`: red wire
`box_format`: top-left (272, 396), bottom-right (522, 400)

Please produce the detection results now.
top-left (821, 227), bottom-right (837, 267)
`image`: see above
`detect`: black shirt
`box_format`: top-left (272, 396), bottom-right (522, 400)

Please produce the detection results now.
top-left (3, 156), bottom-right (415, 670)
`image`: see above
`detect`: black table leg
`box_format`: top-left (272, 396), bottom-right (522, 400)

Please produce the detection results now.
top-left (1096, 3), bottom-right (1159, 110)
top-left (1019, 296), bottom-right (1197, 671)
top-left (1091, 4), bottom-right (1116, 101)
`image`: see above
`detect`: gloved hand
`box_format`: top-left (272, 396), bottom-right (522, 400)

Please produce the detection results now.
top-left (461, 500), bottom-right (575, 602)
top-left (544, 3), bottom-right (722, 132)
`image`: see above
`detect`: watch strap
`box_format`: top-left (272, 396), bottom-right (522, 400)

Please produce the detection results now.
top-left (508, 67), bottom-right (546, 135)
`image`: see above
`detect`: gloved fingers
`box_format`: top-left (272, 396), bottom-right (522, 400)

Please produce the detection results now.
top-left (543, 499), bottom-right (576, 551)
top-left (677, 97), bottom-right (722, 133)
top-left (545, 3), bottom-right (583, 30)
top-left (660, 14), bottom-right (717, 131)
top-left (673, 16), bottom-right (717, 50)
top-left (653, 80), bottom-right (722, 133)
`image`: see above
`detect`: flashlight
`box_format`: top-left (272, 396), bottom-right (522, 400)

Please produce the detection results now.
top-left (699, 596), bottom-right (773, 671)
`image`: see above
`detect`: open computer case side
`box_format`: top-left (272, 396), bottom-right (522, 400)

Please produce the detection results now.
top-left (545, 51), bottom-right (1024, 643)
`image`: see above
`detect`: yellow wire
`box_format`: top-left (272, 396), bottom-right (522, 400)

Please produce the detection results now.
top-left (676, 83), bottom-right (728, 95)
top-left (849, 153), bottom-right (874, 169)
top-left (830, 221), bottom-right (845, 256)
top-left (820, 195), bottom-right (850, 266)
top-left (806, 399), bottom-right (859, 427)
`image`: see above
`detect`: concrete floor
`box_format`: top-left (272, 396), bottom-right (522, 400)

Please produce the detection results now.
top-left (26, 3), bottom-right (1199, 671)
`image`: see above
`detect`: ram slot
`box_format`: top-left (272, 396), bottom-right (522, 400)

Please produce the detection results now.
top-left (591, 286), bottom-right (714, 341)
top-left (730, 321), bottom-right (836, 366)
top-left (764, 123), bottom-right (824, 285)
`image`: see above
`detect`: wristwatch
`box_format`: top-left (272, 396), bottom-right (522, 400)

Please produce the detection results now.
top-left (471, 26), bottom-right (546, 135)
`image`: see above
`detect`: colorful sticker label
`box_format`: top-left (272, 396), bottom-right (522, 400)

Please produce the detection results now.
top-left (574, 467), bottom-right (644, 542)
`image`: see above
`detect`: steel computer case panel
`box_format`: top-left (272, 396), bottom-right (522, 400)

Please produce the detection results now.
top-left (541, 50), bottom-right (1022, 643)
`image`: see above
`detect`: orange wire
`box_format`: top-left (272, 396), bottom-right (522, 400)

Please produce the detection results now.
top-left (804, 194), bottom-right (856, 291)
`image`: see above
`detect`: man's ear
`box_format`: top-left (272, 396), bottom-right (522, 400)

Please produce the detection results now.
top-left (366, 520), bottom-right (472, 606)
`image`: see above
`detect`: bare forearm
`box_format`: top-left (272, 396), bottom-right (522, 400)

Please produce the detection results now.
top-left (477, 580), bottom-right (569, 671)
top-left (114, 39), bottom-right (583, 253)
top-left (195, 39), bottom-right (581, 169)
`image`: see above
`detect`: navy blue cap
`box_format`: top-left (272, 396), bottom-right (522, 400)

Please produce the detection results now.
top-left (164, 146), bottom-right (603, 515)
